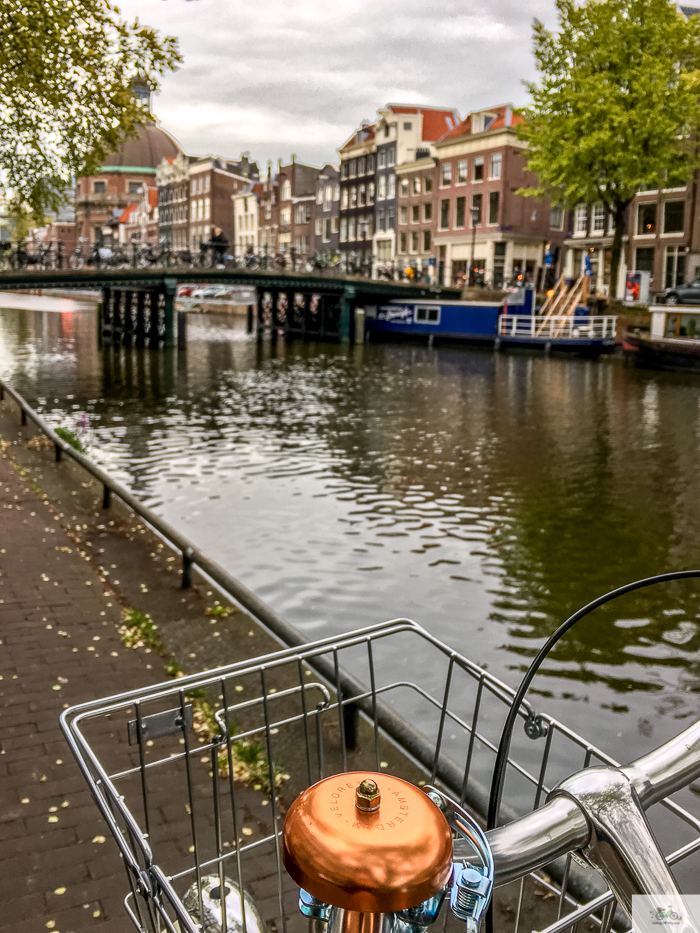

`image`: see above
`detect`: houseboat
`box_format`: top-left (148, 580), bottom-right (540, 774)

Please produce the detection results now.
top-left (624, 305), bottom-right (700, 370)
top-left (365, 286), bottom-right (617, 353)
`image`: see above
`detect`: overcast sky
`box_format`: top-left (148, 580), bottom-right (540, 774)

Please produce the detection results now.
top-left (118, 0), bottom-right (559, 170)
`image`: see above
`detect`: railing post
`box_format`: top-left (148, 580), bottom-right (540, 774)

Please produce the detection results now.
top-left (102, 484), bottom-right (111, 509)
top-left (55, 444), bottom-right (61, 462)
top-left (182, 547), bottom-right (193, 589)
top-left (343, 702), bottom-right (359, 749)
top-left (21, 407), bottom-right (26, 425)
top-left (0, 384), bottom-right (4, 401)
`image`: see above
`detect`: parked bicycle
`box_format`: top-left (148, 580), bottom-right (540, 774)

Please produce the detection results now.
top-left (69, 238), bottom-right (130, 270)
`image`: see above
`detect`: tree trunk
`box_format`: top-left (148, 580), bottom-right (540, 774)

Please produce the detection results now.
top-left (609, 208), bottom-right (626, 300)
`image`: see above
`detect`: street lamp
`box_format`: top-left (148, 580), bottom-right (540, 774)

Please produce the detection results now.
top-left (469, 205), bottom-right (480, 286)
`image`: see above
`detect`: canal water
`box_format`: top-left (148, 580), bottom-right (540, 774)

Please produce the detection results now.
top-left (3, 300), bottom-right (700, 778)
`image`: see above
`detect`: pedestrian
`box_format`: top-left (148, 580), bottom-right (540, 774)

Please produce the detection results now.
top-left (211, 226), bottom-right (228, 266)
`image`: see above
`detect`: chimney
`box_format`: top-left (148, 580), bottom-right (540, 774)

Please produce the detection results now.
top-left (505, 105), bottom-right (512, 127)
top-left (292, 153), bottom-right (296, 163)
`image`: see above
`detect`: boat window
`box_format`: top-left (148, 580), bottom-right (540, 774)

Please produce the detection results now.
top-left (665, 314), bottom-right (678, 337)
top-left (415, 306), bottom-right (440, 324)
top-left (679, 314), bottom-right (700, 337)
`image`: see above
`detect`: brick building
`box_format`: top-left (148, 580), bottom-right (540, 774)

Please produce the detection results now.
top-left (433, 104), bottom-right (566, 287)
top-left (275, 158), bottom-right (321, 260)
top-left (258, 165), bottom-right (280, 257)
top-left (75, 124), bottom-right (183, 246)
top-left (394, 158), bottom-right (438, 280)
top-left (312, 164), bottom-right (340, 256)
top-left (188, 154), bottom-right (259, 250)
top-left (232, 183), bottom-right (262, 256)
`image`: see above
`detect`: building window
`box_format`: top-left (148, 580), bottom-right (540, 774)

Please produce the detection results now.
top-left (342, 162), bottom-right (349, 179)
top-left (348, 217), bottom-right (356, 240)
top-left (316, 188), bottom-right (323, 204)
top-left (379, 150), bottom-right (387, 168)
top-left (281, 208), bottom-right (291, 225)
top-left (94, 181), bottom-right (106, 194)
top-left (457, 160), bottom-right (467, 184)
top-left (349, 160), bottom-right (357, 178)
top-left (635, 247), bottom-right (654, 273)
top-left (295, 204), bottom-right (311, 224)
top-left (331, 216), bottom-right (339, 233)
top-left (424, 176), bottom-right (433, 193)
top-left (440, 199), bottom-right (450, 229)
top-left (368, 182), bottom-right (375, 203)
top-left (204, 175), bottom-right (210, 192)
top-left (455, 196), bottom-right (465, 228)
top-left (369, 155), bottom-right (376, 172)
top-left (473, 157), bottom-right (484, 182)
top-left (341, 188), bottom-right (349, 210)
top-left (592, 203), bottom-right (606, 233)
top-left (350, 187), bottom-right (357, 208)
top-left (400, 206), bottom-right (408, 224)
top-left (574, 203), bottom-right (588, 235)
top-left (490, 153), bottom-right (502, 179)
top-left (128, 182), bottom-right (142, 194)
top-left (664, 200), bottom-right (684, 234)
top-left (358, 184), bottom-right (366, 206)
top-left (340, 218), bottom-right (348, 241)
top-left (399, 232), bottom-right (407, 253)
top-left (411, 230), bottom-right (419, 252)
top-left (378, 175), bottom-right (387, 199)
top-left (314, 219), bottom-right (322, 236)
top-left (412, 177), bottom-right (421, 195)
top-left (377, 239), bottom-right (392, 260)
top-left (665, 245), bottom-right (685, 287)
top-left (388, 176), bottom-right (396, 199)
top-left (550, 205), bottom-right (563, 230)
top-left (282, 180), bottom-right (291, 200)
top-left (471, 193), bottom-right (482, 226)
top-left (404, 122), bottom-right (412, 130)
top-left (358, 157), bottom-right (366, 175)
top-left (412, 205), bottom-right (420, 223)
top-left (423, 202), bottom-right (432, 222)
top-left (637, 202), bottom-right (656, 235)
top-left (387, 207), bottom-right (395, 228)
top-left (441, 163), bottom-right (452, 186)
top-left (488, 190), bottom-right (500, 225)
top-left (378, 209), bottom-right (386, 231)
top-left (333, 185), bottom-right (340, 200)
top-left (423, 229), bottom-right (431, 252)
top-left (204, 197), bottom-right (210, 220)
top-left (387, 147), bottom-right (396, 165)
top-left (400, 179), bottom-right (409, 197)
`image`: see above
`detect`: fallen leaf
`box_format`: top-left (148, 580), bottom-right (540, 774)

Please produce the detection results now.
top-left (92, 835), bottom-right (106, 844)
top-left (53, 887), bottom-right (66, 895)
top-left (242, 827), bottom-right (253, 836)
top-left (52, 685), bottom-right (61, 691)
top-left (21, 798), bottom-right (29, 804)
top-left (48, 816), bottom-right (58, 823)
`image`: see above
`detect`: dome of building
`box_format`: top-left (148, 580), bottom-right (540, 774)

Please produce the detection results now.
top-left (103, 123), bottom-right (184, 170)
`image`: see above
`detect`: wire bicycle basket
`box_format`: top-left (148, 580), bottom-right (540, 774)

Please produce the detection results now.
top-left (61, 619), bottom-right (700, 933)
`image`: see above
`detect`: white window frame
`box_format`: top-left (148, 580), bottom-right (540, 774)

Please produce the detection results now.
top-left (573, 203), bottom-right (588, 236)
top-left (440, 163), bottom-right (452, 187)
top-left (457, 160), bottom-right (467, 185)
top-left (415, 305), bottom-right (441, 325)
top-left (490, 153), bottom-right (502, 180)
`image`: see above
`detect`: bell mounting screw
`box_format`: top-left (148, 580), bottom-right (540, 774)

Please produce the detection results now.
top-left (355, 778), bottom-right (381, 812)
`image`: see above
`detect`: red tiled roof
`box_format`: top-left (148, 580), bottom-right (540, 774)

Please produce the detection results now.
top-left (439, 104), bottom-right (522, 142)
top-left (252, 182), bottom-right (264, 196)
top-left (147, 188), bottom-right (158, 210)
top-left (118, 203), bottom-right (139, 224)
top-left (386, 104), bottom-right (460, 141)
top-left (339, 124), bottom-right (376, 151)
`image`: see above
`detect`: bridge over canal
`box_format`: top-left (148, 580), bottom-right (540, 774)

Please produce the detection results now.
top-left (0, 269), bottom-right (460, 347)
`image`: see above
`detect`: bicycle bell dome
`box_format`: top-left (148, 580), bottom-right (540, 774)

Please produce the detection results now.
top-left (282, 771), bottom-right (453, 913)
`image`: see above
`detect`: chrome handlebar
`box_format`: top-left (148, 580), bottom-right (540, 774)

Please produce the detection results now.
top-left (486, 715), bottom-right (700, 888)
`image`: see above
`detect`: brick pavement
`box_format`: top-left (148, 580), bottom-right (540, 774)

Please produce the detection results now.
top-left (0, 449), bottom-right (160, 933)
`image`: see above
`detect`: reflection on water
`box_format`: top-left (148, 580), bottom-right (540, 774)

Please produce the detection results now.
top-left (3, 301), bottom-right (700, 768)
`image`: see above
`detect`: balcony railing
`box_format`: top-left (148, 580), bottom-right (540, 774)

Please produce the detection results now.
top-left (498, 314), bottom-right (618, 340)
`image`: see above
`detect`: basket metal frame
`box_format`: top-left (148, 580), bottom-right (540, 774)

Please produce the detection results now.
top-left (61, 619), bottom-right (700, 933)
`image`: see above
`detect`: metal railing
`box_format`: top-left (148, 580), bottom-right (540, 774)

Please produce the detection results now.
top-left (498, 315), bottom-right (618, 340)
top-left (0, 376), bottom-right (534, 812)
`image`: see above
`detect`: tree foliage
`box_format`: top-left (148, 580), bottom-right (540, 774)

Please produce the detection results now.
top-left (517, 0), bottom-right (700, 296)
top-left (0, 0), bottom-right (181, 219)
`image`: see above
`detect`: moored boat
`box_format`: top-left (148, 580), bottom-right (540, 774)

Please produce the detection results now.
top-left (624, 304), bottom-right (700, 371)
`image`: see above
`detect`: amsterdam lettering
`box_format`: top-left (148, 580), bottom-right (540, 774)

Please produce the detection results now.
top-left (327, 784), bottom-right (410, 830)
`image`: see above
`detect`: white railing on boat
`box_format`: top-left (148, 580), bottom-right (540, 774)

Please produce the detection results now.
top-left (497, 314), bottom-right (618, 340)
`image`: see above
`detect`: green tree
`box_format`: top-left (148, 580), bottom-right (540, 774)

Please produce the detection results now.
top-left (517, 0), bottom-right (700, 297)
top-left (0, 0), bottom-right (181, 220)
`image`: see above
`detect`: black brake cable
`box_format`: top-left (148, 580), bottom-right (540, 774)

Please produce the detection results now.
top-left (483, 569), bottom-right (700, 933)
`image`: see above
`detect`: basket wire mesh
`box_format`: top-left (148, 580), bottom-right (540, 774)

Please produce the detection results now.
top-left (61, 620), bottom-right (700, 933)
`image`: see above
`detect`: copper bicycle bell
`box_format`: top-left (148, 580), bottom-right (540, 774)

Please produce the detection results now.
top-left (283, 772), bottom-right (453, 933)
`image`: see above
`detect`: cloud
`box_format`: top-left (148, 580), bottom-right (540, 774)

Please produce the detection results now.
top-left (118, 0), bottom-right (558, 167)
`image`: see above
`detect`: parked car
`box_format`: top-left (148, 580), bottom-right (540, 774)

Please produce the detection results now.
top-left (661, 278), bottom-right (700, 305)
top-left (190, 286), bottom-right (230, 300)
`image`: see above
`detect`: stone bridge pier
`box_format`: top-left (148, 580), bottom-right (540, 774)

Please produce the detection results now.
top-left (257, 285), bottom-right (356, 342)
top-left (99, 278), bottom-right (181, 348)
